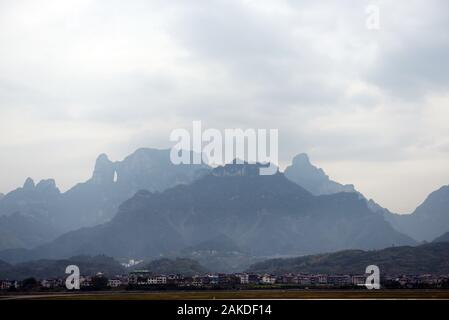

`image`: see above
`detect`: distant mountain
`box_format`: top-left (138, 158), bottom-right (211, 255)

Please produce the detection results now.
top-left (140, 258), bottom-right (208, 276)
top-left (0, 178), bottom-right (62, 250)
top-left (0, 255), bottom-right (125, 280)
top-left (386, 185), bottom-right (449, 242)
top-left (50, 148), bottom-right (209, 230)
top-left (284, 154), bottom-right (449, 243)
top-left (0, 148), bottom-right (209, 249)
top-left (0, 193), bottom-right (4, 200)
top-left (433, 231), bottom-right (449, 243)
top-left (0, 178), bottom-right (61, 221)
top-left (247, 242), bottom-right (449, 275)
top-left (0, 259), bottom-right (11, 270)
top-left (284, 153), bottom-right (394, 217)
top-left (0, 213), bottom-right (59, 250)
top-left (0, 162), bottom-right (415, 264)
top-left (284, 153), bottom-right (356, 195)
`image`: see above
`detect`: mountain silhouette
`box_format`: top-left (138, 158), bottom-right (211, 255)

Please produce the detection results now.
top-left (386, 185), bottom-right (449, 242)
top-left (285, 153), bottom-right (356, 195)
top-left (0, 148), bottom-right (209, 250)
top-left (0, 162), bottom-right (415, 264)
top-left (433, 230), bottom-right (449, 243)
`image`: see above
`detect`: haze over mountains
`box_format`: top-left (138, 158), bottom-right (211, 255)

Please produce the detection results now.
top-left (284, 153), bottom-right (356, 196)
top-left (283, 153), bottom-right (449, 242)
top-left (0, 161), bottom-right (415, 266)
top-left (0, 148), bottom-right (208, 249)
top-left (0, 148), bottom-right (448, 273)
top-left (434, 231), bottom-right (449, 243)
top-left (386, 186), bottom-right (449, 242)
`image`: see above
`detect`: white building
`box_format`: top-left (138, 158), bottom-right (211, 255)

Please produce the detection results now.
top-left (236, 273), bottom-right (249, 284)
top-left (261, 274), bottom-right (276, 285)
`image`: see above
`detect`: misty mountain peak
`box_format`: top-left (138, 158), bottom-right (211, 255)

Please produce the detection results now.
top-left (92, 153), bottom-right (116, 185)
top-left (96, 153), bottom-right (110, 163)
top-left (389, 184), bottom-right (449, 242)
top-left (285, 153), bottom-right (355, 195)
top-left (23, 177), bottom-right (35, 190)
top-left (35, 179), bottom-right (60, 195)
top-left (292, 153), bottom-right (311, 165)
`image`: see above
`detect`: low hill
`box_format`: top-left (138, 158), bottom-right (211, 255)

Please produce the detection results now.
top-left (0, 255), bottom-right (125, 280)
top-left (247, 242), bottom-right (449, 275)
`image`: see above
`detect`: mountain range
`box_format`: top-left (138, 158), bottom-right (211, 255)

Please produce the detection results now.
top-left (0, 162), bottom-right (415, 266)
top-left (0, 148), bottom-right (208, 249)
top-left (385, 185), bottom-right (449, 242)
top-left (283, 153), bottom-right (449, 242)
top-left (0, 148), bottom-right (448, 274)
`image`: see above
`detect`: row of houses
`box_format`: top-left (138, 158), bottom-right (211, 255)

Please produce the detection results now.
top-left (390, 274), bottom-right (449, 287)
top-left (2, 272), bottom-right (449, 290)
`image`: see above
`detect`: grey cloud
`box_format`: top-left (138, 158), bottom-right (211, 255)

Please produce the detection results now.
top-left (0, 0), bottom-right (449, 212)
top-left (366, 0), bottom-right (449, 100)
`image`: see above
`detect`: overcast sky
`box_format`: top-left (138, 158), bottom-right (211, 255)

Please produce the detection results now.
top-left (1, 0), bottom-right (448, 213)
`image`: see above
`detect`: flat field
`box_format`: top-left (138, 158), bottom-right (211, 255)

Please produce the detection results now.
top-left (2, 289), bottom-right (449, 300)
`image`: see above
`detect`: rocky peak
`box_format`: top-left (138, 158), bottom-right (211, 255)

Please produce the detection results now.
top-left (23, 177), bottom-right (35, 190)
top-left (36, 179), bottom-right (60, 195)
top-left (285, 153), bottom-right (355, 195)
top-left (91, 153), bottom-right (116, 185)
top-left (292, 153), bottom-right (311, 165)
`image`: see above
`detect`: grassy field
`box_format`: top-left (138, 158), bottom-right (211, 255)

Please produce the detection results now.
top-left (2, 289), bottom-right (449, 300)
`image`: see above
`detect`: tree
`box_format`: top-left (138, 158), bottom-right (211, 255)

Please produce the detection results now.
top-left (21, 277), bottom-right (40, 291)
top-left (91, 274), bottom-right (109, 290)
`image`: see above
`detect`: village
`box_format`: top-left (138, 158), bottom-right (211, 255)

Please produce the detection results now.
top-left (1, 271), bottom-right (449, 292)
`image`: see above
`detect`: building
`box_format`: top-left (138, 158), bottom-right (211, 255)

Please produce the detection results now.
top-left (0, 280), bottom-right (15, 290)
top-left (80, 276), bottom-right (92, 288)
top-left (206, 274), bottom-right (219, 285)
top-left (313, 274), bottom-right (328, 285)
top-left (108, 279), bottom-right (123, 288)
top-left (248, 274), bottom-right (260, 284)
top-left (294, 275), bottom-right (312, 286)
top-left (166, 274), bottom-right (184, 284)
top-left (236, 273), bottom-right (249, 284)
top-left (352, 275), bottom-right (366, 286)
top-left (147, 275), bottom-right (167, 285)
top-left (279, 274), bottom-right (295, 284)
top-left (41, 279), bottom-right (62, 289)
top-left (328, 275), bottom-right (351, 286)
top-left (128, 270), bottom-right (151, 285)
top-left (128, 271), bottom-right (167, 285)
top-left (261, 274), bottom-right (276, 285)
